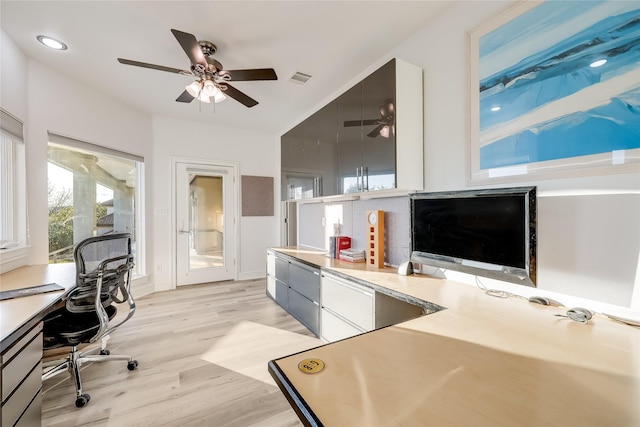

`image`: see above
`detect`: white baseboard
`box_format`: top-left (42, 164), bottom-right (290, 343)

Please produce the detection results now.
top-left (238, 270), bottom-right (266, 281)
top-left (132, 275), bottom-right (155, 298)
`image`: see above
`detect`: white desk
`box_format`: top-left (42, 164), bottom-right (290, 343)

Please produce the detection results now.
top-left (269, 247), bottom-right (640, 426)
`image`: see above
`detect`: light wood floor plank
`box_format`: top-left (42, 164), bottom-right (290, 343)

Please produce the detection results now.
top-left (42, 279), bottom-right (322, 426)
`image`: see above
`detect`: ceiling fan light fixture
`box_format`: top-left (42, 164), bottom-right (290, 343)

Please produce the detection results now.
top-left (198, 92), bottom-right (211, 103)
top-left (186, 80), bottom-right (203, 98)
top-left (203, 79), bottom-right (220, 97)
top-left (213, 91), bottom-right (227, 103)
top-left (379, 126), bottom-right (390, 138)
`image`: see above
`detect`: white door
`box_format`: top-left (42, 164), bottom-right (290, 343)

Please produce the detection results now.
top-left (176, 162), bottom-right (235, 285)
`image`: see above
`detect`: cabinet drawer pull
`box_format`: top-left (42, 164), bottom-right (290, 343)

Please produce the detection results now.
top-left (324, 274), bottom-right (373, 297)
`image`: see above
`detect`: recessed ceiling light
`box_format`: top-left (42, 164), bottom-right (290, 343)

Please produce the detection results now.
top-left (36, 35), bottom-right (68, 51)
top-left (589, 59), bottom-right (607, 68)
top-left (490, 106), bottom-right (501, 112)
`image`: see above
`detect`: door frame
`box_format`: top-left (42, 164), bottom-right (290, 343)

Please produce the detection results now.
top-left (171, 157), bottom-right (240, 289)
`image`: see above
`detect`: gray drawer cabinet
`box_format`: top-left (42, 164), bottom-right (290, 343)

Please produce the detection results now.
top-left (266, 250), bottom-right (320, 336)
top-left (1, 322), bottom-right (43, 427)
top-left (289, 262), bottom-right (320, 302)
top-left (288, 290), bottom-right (319, 334)
top-left (267, 250), bottom-right (289, 310)
top-left (288, 262), bottom-right (320, 335)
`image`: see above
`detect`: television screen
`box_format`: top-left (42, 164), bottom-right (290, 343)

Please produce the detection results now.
top-left (410, 186), bottom-right (536, 287)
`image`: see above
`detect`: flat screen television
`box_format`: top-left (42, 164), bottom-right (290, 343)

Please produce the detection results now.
top-left (410, 186), bottom-right (537, 287)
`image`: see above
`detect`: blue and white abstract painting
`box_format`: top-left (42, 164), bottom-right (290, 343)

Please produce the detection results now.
top-left (477, 0), bottom-right (640, 171)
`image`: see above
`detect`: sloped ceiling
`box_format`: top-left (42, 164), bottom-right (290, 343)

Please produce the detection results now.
top-left (1, 1), bottom-right (450, 134)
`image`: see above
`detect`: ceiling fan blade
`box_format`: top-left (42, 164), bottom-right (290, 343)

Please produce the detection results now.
top-left (343, 119), bottom-right (379, 127)
top-left (218, 68), bottom-right (277, 81)
top-left (221, 83), bottom-right (259, 108)
top-left (176, 90), bottom-right (195, 103)
top-left (170, 29), bottom-right (207, 66)
top-left (117, 58), bottom-right (191, 75)
top-left (367, 124), bottom-right (386, 138)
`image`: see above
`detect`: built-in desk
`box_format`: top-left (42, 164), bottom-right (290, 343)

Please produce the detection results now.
top-left (0, 264), bottom-right (76, 427)
top-left (268, 247), bottom-right (640, 426)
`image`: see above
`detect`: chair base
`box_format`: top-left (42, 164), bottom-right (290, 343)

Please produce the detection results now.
top-left (42, 343), bottom-right (138, 407)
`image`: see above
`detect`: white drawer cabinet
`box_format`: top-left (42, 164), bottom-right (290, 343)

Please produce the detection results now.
top-left (321, 272), bottom-right (374, 331)
top-left (266, 275), bottom-right (276, 300)
top-left (268, 250), bottom-right (425, 341)
top-left (321, 308), bottom-right (366, 342)
top-left (266, 250), bottom-right (276, 299)
top-left (320, 271), bottom-right (424, 342)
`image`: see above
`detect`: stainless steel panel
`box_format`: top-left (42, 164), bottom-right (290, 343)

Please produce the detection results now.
top-left (288, 289), bottom-right (320, 336)
top-left (275, 279), bottom-right (289, 311)
top-left (289, 262), bottom-right (320, 302)
top-left (275, 257), bottom-right (289, 284)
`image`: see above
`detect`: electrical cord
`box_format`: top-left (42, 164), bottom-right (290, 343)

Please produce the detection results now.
top-left (475, 276), bottom-right (526, 300)
top-left (473, 276), bottom-right (638, 327)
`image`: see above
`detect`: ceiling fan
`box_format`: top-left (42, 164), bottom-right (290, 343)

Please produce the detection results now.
top-left (117, 29), bottom-right (277, 108)
top-left (344, 100), bottom-right (395, 138)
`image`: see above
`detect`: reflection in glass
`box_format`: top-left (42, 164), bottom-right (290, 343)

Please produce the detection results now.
top-left (188, 175), bottom-right (224, 269)
top-left (47, 142), bottom-right (140, 277)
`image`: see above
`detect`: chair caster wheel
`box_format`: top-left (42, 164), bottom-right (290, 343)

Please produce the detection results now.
top-left (127, 360), bottom-right (138, 371)
top-left (75, 394), bottom-right (90, 407)
top-left (100, 349), bottom-right (110, 355)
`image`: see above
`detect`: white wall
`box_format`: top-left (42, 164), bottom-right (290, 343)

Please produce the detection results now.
top-left (391, 1), bottom-right (640, 315)
top-left (151, 117), bottom-right (279, 290)
top-left (292, 2), bottom-right (640, 316)
top-left (3, 29), bottom-right (280, 293)
top-left (1, 31), bottom-right (155, 288)
top-left (1, 30), bottom-right (27, 121)
top-left (26, 61), bottom-right (154, 272)
top-left (4, 1), bottom-right (639, 315)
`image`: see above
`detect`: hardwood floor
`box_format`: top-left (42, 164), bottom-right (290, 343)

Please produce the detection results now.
top-left (42, 279), bottom-right (323, 427)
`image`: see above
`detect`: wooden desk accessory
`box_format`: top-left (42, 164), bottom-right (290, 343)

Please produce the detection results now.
top-left (366, 210), bottom-right (385, 268)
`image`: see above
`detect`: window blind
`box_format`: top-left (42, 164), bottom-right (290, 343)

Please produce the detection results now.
top-left (48, 131), bottom-right (144, 163)
top-left (0, 109), bottom-right (24, 142)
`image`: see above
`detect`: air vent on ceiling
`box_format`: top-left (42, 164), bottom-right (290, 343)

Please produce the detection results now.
top-left (289, 71), bottom-right (312, 84)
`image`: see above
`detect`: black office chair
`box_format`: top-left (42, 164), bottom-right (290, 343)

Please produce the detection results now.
top-left (42, 233), bottom-right (139, 408)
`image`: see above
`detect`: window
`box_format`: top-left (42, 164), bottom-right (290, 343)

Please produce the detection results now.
top-left (47, 133), bottom-right (145, 277)
top-left (0, 110), bottom-right (26, 245)
top-left (0, 109), bottom-right (28, 273)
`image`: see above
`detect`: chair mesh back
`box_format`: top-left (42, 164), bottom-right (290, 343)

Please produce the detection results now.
top-left (68, 233), bottom-right (133, 313)
top-left (76, 234), bottom-right (131, 275)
